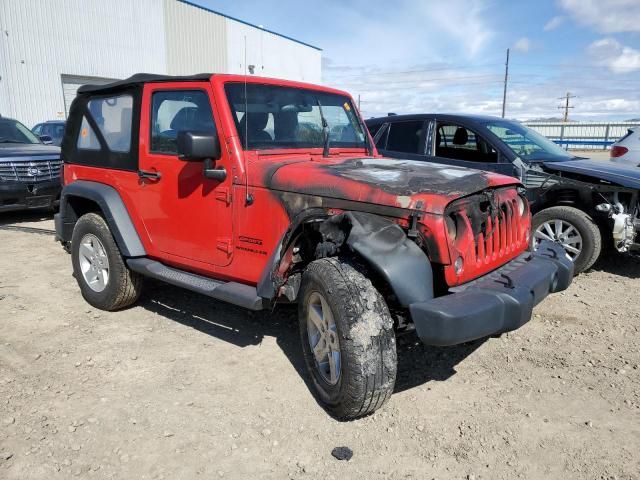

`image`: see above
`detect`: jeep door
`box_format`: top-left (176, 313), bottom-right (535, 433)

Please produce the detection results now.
top-left (134, 82), bottom-right (234, 267)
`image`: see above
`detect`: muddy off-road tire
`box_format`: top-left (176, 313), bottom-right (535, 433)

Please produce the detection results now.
top-left (71, 213), bottom-right (143, 311)
top-left (298, 258), bottom-right (397, 420)
top-left (532, 206), bottom-right (602, 274)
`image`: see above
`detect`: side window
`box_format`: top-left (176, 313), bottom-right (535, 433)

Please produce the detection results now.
top-left (435, 123), bottom-right (498, 163)
top-left (32, 124), bottom-right (42, 135)
top-left (77, 116), bottom-right (100, 150)
top-left (385, 121), bottom-right (425, 154)
top-left (367, 122), bottom-right (382, 139)
top-left (151, 90), bottom-right (216, 155)
top-left (85, 95), bottom-right (133, 152)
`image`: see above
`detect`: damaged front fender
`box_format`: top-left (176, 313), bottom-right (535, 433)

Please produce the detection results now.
top-left (259, 210), bottom-right (435, 307)
top-left (324, 212), bottom-right (434, 307)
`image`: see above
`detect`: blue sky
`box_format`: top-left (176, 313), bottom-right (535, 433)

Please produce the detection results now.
top-left (198, 0), bottom-right (640, 120)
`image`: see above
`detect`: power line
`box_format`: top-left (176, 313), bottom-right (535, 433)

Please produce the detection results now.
top-left (558, 92), bottom-right (577, 122)
top-left (502, 48), bottom-right (510, 118)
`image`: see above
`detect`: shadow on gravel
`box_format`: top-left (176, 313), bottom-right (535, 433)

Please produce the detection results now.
top-left (0, 210), bottom-right (53, 226)
top-left (138, 280), bottom-right (482, 405)
top-left (591, 251), bottom-right (640, 279)
top-left (393, 334), bottom-right (486, 393)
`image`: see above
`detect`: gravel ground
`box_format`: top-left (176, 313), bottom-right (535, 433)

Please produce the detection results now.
top-left (0, 211), bottom-right (638, 480)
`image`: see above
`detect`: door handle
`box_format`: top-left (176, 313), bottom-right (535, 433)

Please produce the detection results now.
top-left (138, 169), bottom-right (162, 181)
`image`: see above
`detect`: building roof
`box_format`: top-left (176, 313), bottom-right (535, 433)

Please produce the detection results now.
top-left (178, 0), bottom-right (322, 51)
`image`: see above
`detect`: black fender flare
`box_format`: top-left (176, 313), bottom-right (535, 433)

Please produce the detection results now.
top-left (258, 210), bottom-right (434, 307)
top-left (55, 180), bottom-right (146, 257)
top-left (327, 211), bottom-right (433, 307)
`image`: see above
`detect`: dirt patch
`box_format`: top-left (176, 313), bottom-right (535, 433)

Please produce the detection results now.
top-left (0, 212), bottom-right (639, 479)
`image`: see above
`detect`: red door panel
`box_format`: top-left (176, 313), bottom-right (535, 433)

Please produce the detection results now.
top-left (132, 82), bottom-right (234, 267)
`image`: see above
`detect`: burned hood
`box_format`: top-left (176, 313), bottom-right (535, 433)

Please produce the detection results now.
top-left (542, 159), bottom-right (640, 190)
top-left (266, 157), bottom-right (519, 214)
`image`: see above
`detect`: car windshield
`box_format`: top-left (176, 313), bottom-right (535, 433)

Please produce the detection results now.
top-left (225, 83), bottom-right (366, 151)
top-left (482, 120), bottom-right (574, 162)
top-left (0, 118), bottom-right (41, 144)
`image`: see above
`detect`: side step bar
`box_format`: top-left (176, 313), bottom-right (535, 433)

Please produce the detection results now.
top-left (127, 258), bottom-right (265, 311)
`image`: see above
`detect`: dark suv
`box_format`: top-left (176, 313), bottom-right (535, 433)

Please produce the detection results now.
top-left (32, 120), bottom-right (66, 146)
top-left (367, 114), bottom-right (640, 273)
top-left (0, 116), bottom-right (62, 212)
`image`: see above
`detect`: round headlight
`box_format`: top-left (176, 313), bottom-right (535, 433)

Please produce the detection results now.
top-left (445, 215), bottom-right (457, 241)
top-left (516, 196), bottom-right (526, 216)
top-left (454, 256), bottom-right (464, 274)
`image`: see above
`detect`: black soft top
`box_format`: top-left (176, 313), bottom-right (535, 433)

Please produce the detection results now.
top-left (77, 73), bottom-right (213, 94)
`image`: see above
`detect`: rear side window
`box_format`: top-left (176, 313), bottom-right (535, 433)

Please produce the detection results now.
top-left (82, 95), bottom-right (133, 152)
top-left (77, 117), bottom-right (100, 150)
top-left (150, 90), bottom-right (216, 155)
top-left (385, 121), bottom-right (425, 154)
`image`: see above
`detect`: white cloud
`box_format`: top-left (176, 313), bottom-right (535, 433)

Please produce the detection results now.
top-left (588, 38), bottom-right (640, 73)
top-left (314, 0), bottom-right (493, 67)
top-left (513, 37), bottom-right (531, 53)
top-left (559, 0), bottom-right (640, 33)
top-left (543, 15), bottom-right (564, 31)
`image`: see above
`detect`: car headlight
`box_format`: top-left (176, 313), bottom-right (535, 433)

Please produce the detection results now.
top-left (445, 215), bottom-right (457, 241)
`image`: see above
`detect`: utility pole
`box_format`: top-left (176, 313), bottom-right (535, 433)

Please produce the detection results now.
top-left (501, 48), bottom-right (509, 118)
top-left (558, 92), bottom-right (576, 122)
top-left (357, 94), bottom-right (361, 110)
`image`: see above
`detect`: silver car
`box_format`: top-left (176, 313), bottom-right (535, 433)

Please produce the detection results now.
top-left (611, 127), bottom-right (640, 167)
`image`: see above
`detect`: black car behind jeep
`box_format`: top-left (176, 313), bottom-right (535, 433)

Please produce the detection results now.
top-left (0, 116), bottom-right (62, 212)
top-left (366, 114), bottom-right (640, 273)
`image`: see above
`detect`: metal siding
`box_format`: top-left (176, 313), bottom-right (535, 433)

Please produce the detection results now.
top-left (163, 0), bottom-right (228, 75)
top-left (0, 0), bottom-right (322, 127)
top-left (0, 0), bottom-right (166, 127)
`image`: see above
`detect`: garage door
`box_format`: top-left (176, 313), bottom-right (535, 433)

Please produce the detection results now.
top-left (61, 75), bottom-right (118, 118)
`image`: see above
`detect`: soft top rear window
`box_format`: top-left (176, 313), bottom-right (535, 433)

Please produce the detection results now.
top-left (225, 83), bottom-right (366, 151)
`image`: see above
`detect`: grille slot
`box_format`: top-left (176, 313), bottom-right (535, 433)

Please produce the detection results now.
top-left (0, 158), bottom-right (62, 182)
top-left (462, 198), bottom-right (522, 266)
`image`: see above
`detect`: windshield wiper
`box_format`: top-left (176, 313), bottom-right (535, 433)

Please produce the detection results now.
top-left (316, 100), bottom-right (330, 158)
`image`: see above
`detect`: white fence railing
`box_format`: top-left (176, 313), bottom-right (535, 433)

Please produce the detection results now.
top-left (523, 122), bottom-right (639, 150)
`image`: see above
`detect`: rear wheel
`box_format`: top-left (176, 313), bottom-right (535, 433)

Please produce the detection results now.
top-left (71, 213), bottom-right (143, 310)
top-left (298, 258), bottom-right (397, 420)
top-left (532, 206), bottom-right (602, 274)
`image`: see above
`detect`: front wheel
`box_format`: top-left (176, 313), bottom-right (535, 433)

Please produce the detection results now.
top-left (298, 258), bottom-right (397, 420)
top-left (71, 213), bottom-right (143, 311)
top-left (532, 206), bottom-right (602, 274)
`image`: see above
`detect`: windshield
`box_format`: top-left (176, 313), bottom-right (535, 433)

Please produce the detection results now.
top-left (0, 119), bottom-right (41, 144)
top-left (482, 120), bottom-right (574, 162)
top-left (225, 83), bottom-right (366, 150)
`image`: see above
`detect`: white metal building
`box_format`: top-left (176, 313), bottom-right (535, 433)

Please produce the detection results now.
top-left (0, 0), bottom-right (322, 127)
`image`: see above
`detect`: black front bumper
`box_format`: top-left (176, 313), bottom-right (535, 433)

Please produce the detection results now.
top-left (0, 179), bottom-right (61, 212)
top-left (409, 241), bottom-right (573, 346)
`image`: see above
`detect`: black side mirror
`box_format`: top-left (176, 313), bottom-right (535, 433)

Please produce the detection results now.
top-left (40, 135), bottom-right (53, 144)
top-left (177, 131), bottom-right (221, 161)
top-left (176, 131), bottom-right (226, 181)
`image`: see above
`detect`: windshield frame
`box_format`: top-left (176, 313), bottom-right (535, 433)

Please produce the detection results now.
top-left (480, 119), bottom-right (575, 162)
top-left (224, 82), bottom-right (367, 152)
top-left (0, 118), bottom-right (42, 145)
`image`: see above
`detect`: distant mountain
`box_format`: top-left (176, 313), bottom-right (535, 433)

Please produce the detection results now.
top-left (524, 117), bottom-right (574, 122)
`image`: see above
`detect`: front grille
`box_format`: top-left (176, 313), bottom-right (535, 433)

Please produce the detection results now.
top-left (0, 157), bottom-right (62, 182)
top-left (445, 188), bottom-right (530, 286)
top-left (467, 198), bottom-right (523, 264)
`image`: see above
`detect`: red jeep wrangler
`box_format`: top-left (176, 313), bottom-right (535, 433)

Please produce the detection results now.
top-left (55, 73), bottom-right (572, 419)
